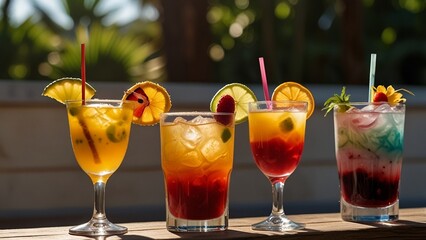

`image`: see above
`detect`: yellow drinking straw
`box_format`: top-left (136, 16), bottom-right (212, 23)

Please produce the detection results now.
top-left (368, 53), bottom-right (377, 102)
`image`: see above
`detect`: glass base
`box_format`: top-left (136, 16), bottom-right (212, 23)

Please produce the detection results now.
top-left (341, 198), bottom-right (399, 222)
top-left (69, 218), bottom-right (128, 237)
top-left (251, 214), bottom-right (305, 232)
top-left (166, 210), bottom-right (228, 232)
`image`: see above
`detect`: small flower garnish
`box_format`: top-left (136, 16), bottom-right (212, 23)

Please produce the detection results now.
top-left (322, 86), bottom-right (351, 116)
top-left (372, 85), bottom-right (414, 104)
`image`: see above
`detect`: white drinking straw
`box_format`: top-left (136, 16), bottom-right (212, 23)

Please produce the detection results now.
top-left (368, 53), bottom-right (377, 102)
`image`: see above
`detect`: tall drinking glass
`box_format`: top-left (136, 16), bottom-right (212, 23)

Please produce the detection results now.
top-left (334, 102), bottom-right (405, 222)
top-left (160, 112), bottom-right (235, 232)
top-left (248, 101), bottom-right (307, 231)
top-left (65, 99), bottom-right (134, 236)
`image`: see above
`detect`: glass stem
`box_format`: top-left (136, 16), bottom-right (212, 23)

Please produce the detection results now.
top-left (271, 181), bottom-right (285, 216)
top-left (92, 181), bottom-right (107, 221)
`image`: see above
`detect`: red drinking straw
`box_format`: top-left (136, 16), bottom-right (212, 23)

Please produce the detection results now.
top-left (258, 57), bottom-right (270, 101)
top-left (81, 43), bottom-right (86, 105)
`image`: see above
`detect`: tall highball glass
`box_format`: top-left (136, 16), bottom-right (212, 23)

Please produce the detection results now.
top-left (160, 112), bottom-right (235, 232)
top-left (334, 102), bottom-right (405, 222)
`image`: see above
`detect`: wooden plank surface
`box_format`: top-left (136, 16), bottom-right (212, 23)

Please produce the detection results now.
top-left (1, 208), bottom-right (426, 239)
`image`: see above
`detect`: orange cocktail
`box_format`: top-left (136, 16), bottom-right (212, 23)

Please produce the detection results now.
top-left (160, 112), bottom-right (235, 232)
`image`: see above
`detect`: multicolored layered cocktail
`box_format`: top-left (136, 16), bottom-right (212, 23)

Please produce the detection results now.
top-left (334, 102), bottom-right (405, 221)
top-left (325, 85), bottom-right (410, 222)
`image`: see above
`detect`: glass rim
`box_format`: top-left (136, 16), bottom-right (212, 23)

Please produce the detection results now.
top-left (333, 102), bottom-right (405, 106)
top-left (65, 99), bottom-right (133, 104)
top-left (161, 111), bottom-right (235, 117)
top-left (249, 100), bottom-right (308, 105)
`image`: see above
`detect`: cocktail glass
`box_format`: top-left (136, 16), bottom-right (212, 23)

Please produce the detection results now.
top-left (334, 102), bottom-right (405, 222)
top-left (160, 112), bottom-right (235, 232)
top-left (248, 101), bottom-right (307, 231)
top-left (65, 99), bottom-right (134, 236)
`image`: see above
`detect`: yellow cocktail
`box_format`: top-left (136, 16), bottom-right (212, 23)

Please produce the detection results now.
top-left (66, 99), bottom-right (133, 236)
top-left (67, 101), bottom-right (133, 183)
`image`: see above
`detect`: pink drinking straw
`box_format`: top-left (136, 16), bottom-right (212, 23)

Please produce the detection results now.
top-left (81, 43), bottom-right (86, 105)
top-left (258, 57), bottom-right (270, 102)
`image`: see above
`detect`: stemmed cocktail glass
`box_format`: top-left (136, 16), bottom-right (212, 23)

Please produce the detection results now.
top-left (65, 99), bottom-right (134, 237)
top-left (248, 101), bottom-right (307, 231)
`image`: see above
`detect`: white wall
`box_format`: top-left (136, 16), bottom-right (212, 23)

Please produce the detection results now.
top-left (0, 81), bottom-right (425, 227)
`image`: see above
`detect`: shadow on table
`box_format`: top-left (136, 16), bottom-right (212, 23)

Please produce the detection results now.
top-left (90, 235), bottom-right (155, 240)
top-left (86, 230), bottom-right (270, 240)
top-left (356, 219), bottom-right (426, 228)
top-left (169, 229), bottom-right (269, 239)
top-left (118, 235), bottom-right (156, 240)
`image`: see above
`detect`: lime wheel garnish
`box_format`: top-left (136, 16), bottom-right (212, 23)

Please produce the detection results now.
top-left (122, 81), bottom-right (172, 125)
top-left (41, 77), bottom-right (96, 104)
top-left (210, 83), bottom-right (257, 124)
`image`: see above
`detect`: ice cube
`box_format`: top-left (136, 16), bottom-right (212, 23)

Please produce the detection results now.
top-left (180, 150), bottom-right (203, 167)
top-left (392, 112), bottom-right (404, 125)
top-left (190, 115), bottom-right (215, 124)
top-left (359, 105), bottom-right (375, 112)
top-left (82, 108), bottom-right (99, 118)
top-left (163, 141), bottom-right (203, 167)
top-left (351, 113), bottom-right (379, 129)
top-left (374, 103), bottom-right (392, 113)
top-left (180, 125), bottom-right (202, 149)
top-left (163, 140), bottom-right (185, 162)
top-left (346, 107), bottom-right (360, 113)
top-left (173, 117), bottom-right (187, 124)
top-left (200, 138), bottom-right (227, 162)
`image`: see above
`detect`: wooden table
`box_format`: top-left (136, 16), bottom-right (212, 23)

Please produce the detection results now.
top-left (2, 208), bottom-right (426, 239)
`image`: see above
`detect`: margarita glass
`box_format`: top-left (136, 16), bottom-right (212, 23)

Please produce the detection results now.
top-left (248, 101), bottom-right (307, 231)
top-left (66, 99), bottom-right (133, 236)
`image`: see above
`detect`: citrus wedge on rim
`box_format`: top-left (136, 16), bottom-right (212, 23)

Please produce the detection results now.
top-left (122, 81), bottom-right (171, 126)
top-left (42, 77), bottom-right (96, 104)
top-left (210, 83), bottom-right (257, 124)
top-left (271, 81), bottom-right (315, 119)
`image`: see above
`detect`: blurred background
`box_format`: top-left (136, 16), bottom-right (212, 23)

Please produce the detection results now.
top-left (1, 0), bottom-right (425, 85)
top-left (1, 0), bottom-right (426, 229)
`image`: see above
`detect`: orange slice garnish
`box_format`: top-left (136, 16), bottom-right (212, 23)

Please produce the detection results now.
top-left (122, 81), bottom-right (171, 125)
top-left (271, 81), bottom-right (315, 119)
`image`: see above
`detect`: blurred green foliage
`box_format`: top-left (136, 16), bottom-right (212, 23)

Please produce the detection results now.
top-left (0, 0), bottom-right (425, 84)
top-left (0, 0), bottom-right (163, 82)
top-left (208, 0), bottom-right (426, 85)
